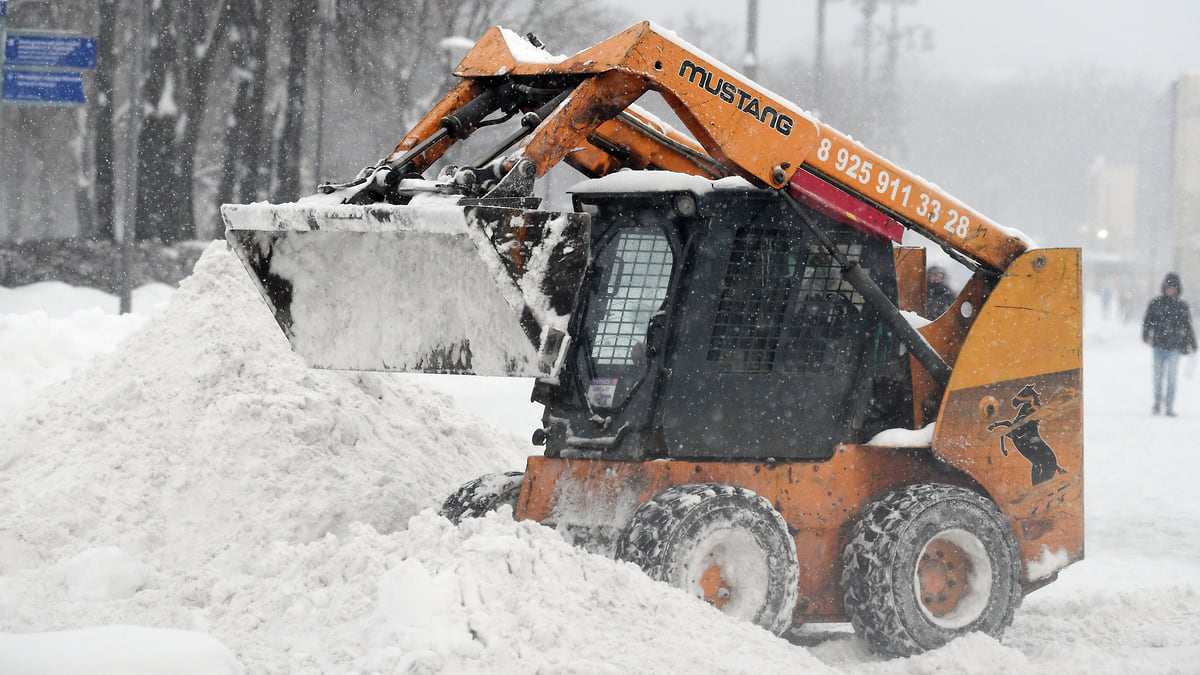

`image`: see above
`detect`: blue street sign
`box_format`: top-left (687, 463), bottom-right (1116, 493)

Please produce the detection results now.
top-left (5, 34), bottom-right (97, 69)
top-left (2, 69), bottom-right (85, 104)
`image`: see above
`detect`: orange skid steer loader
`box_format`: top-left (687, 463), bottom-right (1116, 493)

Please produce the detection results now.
top-left (222, 23), bottom-right (1083, 656)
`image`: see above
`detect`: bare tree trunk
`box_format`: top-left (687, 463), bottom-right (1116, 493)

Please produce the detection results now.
top-left (135, 1), bottom-right (230, 243)
top-left (135, 0), bottom-right (184, 242)
top-left (72, 108), bottom-right (96, 236)
top-left (176, 2), bottom-right (232, 239)
top-left (215, 0), bottom-right (274, 232)
top-left (247, 4), bottom-right (274, 201)
top-left (272, 0), bottom-right (318, 202)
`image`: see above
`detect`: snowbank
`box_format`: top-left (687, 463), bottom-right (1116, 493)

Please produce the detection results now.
top-left (0, 244), bottom-right (533, 669)
top-left (0, 244), bottom-right (525, 565)
top-left (0, 625), bottom-right (244, 675)
top-left (0, 282), bottom-right (173, 414)
top-left (0, 244), bottom-right (829, 672)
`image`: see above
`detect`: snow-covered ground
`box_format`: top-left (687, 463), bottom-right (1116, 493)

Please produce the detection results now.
top-left (1, 241), bottom-right (1197, 674)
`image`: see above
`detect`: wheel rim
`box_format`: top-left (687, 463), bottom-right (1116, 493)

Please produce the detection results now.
top-left (682, 528), bottom-right (769, 622)
top-left (699, 565), bottom-right (731, 610)
top-left (913, 528), bottom-right (992, 629)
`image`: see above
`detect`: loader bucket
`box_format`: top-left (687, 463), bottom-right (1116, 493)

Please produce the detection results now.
top-left (222, 200), bottom-right (589, 377)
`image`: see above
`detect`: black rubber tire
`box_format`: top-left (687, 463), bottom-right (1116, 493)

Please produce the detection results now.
top-left (841, 483), bottom-right (1023, 657)
top-left (615, 483), bottom-right (799, 635)
top-left (438, 471), bottom-right (525, 524)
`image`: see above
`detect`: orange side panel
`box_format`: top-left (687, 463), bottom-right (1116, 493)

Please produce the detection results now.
top-left (514, 448), bottom-right (971, 623)
top-left (893, 247), bottom-right (926, 313)
top-left (932, 249), bottom-right (1084, 579)
top-left (913, 273), bottom-right (993, 426)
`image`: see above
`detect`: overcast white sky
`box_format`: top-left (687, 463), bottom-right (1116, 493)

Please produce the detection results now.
top-left (604, 0), bottom-right (1200, 87)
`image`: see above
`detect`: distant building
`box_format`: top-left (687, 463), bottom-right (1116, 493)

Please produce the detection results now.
top-left (1138, 74), bottom-right (1200, 296)
top-left (1087, 161), bottom-right (1138, 254)
top-left (1082, 160), bottom-right (1138, 319)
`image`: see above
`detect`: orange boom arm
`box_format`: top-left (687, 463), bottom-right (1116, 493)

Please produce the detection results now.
top-left (378, 22), bottom-right (1026, 272)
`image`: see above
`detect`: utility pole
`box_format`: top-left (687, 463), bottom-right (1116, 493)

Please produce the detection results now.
top-left (859, 0), bottom-right (878, 89)
top-left (876, 0), bottom-right (930, 157)
top-left (743, 0), bottom-right (759, 80)
top-left (814, 0), bottom-right (829, 111)
top-left (879, 0), bottom-right (901, 149)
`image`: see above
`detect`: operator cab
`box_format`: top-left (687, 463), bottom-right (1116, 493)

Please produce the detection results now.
top-left (533, 174), bottom-right (913, 462)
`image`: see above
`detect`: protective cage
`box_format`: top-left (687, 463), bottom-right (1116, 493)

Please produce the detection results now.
top-left (539, 187), bottom-right (911, 461)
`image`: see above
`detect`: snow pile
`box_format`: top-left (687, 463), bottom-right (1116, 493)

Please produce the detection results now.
top-left (0, 244), bottom-right (829, 672)
top-left (0, 243), bottom-right (525, 567)
top-left (0, 625), bottom-right (244, 675)
top-left (351, 512), bottom-right (829, 673)
top-left (0, 282), bottom-right (173, 414)
top-left (0, 308), bottom-right (146, 413)
top-left (0, 243), bottom-right (533, 667)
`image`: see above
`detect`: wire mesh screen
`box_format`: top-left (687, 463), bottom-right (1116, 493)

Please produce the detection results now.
top-left (796, 238), bottom-right (864, 309)
top-left (708, 227), bottom-right (867, 375)
top-left (777, 236), bottom-right (865, 375)
top-left (707, 225), bottom-right (800, 373)
top-left (589, 229), bottom-right (674, 367)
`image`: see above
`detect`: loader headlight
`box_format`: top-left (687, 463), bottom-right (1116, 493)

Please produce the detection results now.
top-left (673, 194), bottom-right (697, 218)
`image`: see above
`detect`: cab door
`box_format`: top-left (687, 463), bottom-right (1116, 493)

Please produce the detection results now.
top-left (542, 204), bottom-right (684, 458)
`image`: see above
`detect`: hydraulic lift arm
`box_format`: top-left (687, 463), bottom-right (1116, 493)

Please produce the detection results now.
top-left (362, 22), bottom-right (1028, 274)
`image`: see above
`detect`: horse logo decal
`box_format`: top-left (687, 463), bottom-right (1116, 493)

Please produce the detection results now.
top-left (986, 384), bottom-right (1068, 485)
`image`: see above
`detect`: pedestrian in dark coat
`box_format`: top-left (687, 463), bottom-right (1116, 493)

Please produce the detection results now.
top-left (1142, 272), bottom-right (1197, 416)
top-left (926, 266), bottom-right (956, 319)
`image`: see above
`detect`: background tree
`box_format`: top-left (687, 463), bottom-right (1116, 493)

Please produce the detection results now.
top-left (215, 0), bottom-right (274, 216)
top-left (272, 0), bottom-right (319, 203)
top-left (134, 1), bottom-right (231, 243)
top-left (0, 0), bottom-right (1159, 264)
top-left (311, 0), bottom-right (616, 181)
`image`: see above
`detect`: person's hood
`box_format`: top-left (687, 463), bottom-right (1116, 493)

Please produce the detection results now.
top-left (1163, 272), bottom-right (1182, 295)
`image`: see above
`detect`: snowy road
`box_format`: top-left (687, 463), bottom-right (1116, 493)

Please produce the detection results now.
top-left (1, 244), bottom-right (1198, 673)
